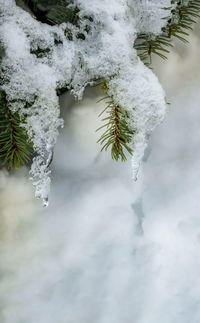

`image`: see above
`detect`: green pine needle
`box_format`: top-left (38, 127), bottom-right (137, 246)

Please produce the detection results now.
top-left (46, 1), bottom-right (80, 26)
top-left (96, 82), bottom-right (134, 162)
top-left (0, 91), bottom-right (33, 169)
top-left (135, 0), bottom-right (200, 66)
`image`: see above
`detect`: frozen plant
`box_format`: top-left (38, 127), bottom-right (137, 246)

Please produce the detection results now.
top-left (0, 0), bottom-right (199, 205)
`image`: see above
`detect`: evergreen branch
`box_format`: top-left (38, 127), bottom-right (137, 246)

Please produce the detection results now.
top-left (0, 91), bottom-right (33, 169)
top-left (46, 0), bottom-right (92, 41)
top-left (96, 82), bottom-right (134, 162)
top-left (15, 0), bottom-right (80, 28)
top-left (135, 0), bottom-right (200, 66)
top-left (46, 1), bottom-right (79, 26)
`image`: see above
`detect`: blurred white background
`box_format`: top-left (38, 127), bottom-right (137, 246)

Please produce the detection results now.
top-left (1, 26), bottom-right (200, 323)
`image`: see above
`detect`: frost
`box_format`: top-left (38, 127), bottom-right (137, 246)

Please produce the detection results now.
top-left (0, 0), bottom-right (172, 202)
top-left (131, 0), bottom-right (172, 35)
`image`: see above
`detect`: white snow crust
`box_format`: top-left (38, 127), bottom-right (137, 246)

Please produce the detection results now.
top-left (0, 0), bottom-right (172, 202)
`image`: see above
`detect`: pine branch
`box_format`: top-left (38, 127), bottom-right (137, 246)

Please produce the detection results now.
top-left (46, 0), bottom-right (79, 26)
top-left (0, 91), bottom-right (33, 169)
top-left (96, 82), bottom-right (134, 162)
top-left (135, 0), bottom-right (200, 66)
top-left (46, 0), bottom-right (92, 41)
top-left (14, 0), bottom-right (200, 166)
top-left (15, 0), bottom-right (80, 28)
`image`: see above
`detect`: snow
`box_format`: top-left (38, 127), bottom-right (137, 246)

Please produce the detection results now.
top-left (1, 28), bottom-right (200, 321)
top-left (131, 0), bottom-right (172, 35)
top-left (0, 0), bottom-right (172, 202)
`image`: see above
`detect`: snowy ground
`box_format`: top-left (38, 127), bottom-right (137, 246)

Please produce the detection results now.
top-left (1, 29), bottom-right (200, 323)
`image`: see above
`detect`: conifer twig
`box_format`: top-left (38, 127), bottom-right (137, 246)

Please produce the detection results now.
top-left (0, 91), bottom-right (33, 169)
top-left (135, 0), bottom-right (200, 66)
top-left (96, 82), bottom-right (134, 162)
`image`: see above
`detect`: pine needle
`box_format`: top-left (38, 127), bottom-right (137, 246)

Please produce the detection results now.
top-left (0, 91), bottom-right (33, 169)
top-left (135, 0), bottom-right (200, 65)
top-left (96, 81), bottom-right (134, 162)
